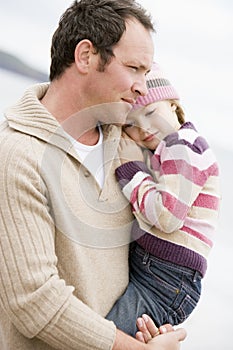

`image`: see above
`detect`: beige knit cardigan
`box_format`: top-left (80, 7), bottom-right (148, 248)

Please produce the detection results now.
top-left (0, 84), bottom-right (133, 350)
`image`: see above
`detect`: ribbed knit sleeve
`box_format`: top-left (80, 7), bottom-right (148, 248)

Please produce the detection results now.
top-left (115, 160), bottom-right (150, 187)
top-left (0, 129), bottom-right (115, 349)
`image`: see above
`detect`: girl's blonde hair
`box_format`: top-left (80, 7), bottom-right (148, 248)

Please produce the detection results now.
top-left (171, 99), bottom-right (185, 125)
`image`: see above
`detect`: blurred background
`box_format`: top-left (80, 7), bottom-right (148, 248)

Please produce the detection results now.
top-left (0, 1), bottom-right (232, 349)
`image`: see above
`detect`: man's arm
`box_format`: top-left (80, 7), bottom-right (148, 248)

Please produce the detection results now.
top-left (0, 138), bottom-right (116, 350)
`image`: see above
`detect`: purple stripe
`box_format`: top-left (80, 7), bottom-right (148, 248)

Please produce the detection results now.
top-left (132, 223), bottom-right (207, 276)
top-left (115, 161), bottom-right (150, 185)
top-left (164, 122), bottom-right (209, 155)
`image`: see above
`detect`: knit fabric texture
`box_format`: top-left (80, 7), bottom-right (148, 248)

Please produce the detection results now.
top-left (0, 83), bottom-right (134, 350)
top-left (133, 62), bottom-right (180, 109)
top-left (116, 122), bottom-right (221, 277)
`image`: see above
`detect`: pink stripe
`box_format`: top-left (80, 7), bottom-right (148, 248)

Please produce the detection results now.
top-left (131, 176), bottom-right (152, 211)
top-left (140, 187), bottom-right (157, 215)
top-left (162, 191), bottom-right (189, 220)
top-left (131, 184), bottom-right (141, 206)
top-left (193, 193), bottom-right (219, 210)
top-left (160, 159), bottom-right (217, 186)
top-left (182, 226), bottom-right (213, 247)
top-left (150, 153), bottom-right (160, 171)
top-left (140, 193), bottom-right (149, 214)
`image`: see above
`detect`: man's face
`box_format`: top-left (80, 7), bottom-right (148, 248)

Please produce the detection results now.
top-left (87, 19), bottom-right (154, 125)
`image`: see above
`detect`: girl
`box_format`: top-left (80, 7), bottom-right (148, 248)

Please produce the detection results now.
top-left (106, 63), bottom-right (220, 337)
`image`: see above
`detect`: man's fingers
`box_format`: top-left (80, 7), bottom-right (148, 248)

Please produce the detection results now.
top-left (142, 314), bottom-right (160, 337)
top-left (159, 323), bottom-right (174, 334)
top-left (135, 331), bottom-right (146, 343)
top-left (174, 328), bottom-right (187, 342)
top-left (136, 317), bottom-right (153, 343)
top-left (136, 314), bottom-right (187, 345)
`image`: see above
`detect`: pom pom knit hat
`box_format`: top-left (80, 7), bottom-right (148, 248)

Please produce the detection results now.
top-left (133, 62), bottom-right (180, 109)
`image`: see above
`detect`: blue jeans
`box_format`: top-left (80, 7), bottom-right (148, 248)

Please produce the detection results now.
top-left (106, 242), bottom-right (202, 336)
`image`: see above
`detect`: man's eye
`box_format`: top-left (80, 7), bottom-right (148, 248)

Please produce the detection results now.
top-left (129, 66), bottom-right (138, 71)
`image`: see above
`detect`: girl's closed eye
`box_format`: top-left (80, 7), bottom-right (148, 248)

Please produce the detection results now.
top-left (123, 121), bottom-right (135, 130)
top-left (145, 108), bottom-right (158, 117)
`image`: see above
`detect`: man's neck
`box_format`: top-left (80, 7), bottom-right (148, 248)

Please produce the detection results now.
top-left (40, 80), bottom-right (101, 145)
top-left (76, 127), bottom-right (100, 146)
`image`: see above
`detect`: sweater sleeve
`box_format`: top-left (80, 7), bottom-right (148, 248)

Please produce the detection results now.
top-left (116, 125), bottom-right (219, 233)
top-left (115, 160), bottom-right (151, 187)
top-left (0, 135), bottom-right (115, 350)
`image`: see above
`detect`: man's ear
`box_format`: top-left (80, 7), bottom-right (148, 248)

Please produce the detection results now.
top-left (74, 39), bottom-right (93, 73)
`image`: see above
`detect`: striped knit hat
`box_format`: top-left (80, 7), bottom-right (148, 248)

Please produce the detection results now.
top-left (133, 62), bottom-right (180, 109)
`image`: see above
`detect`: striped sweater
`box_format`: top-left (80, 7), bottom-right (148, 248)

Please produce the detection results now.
top-left (116, 122), bottom-right (220, 276)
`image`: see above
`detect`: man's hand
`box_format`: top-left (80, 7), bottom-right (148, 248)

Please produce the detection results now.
top-left (136, 314), bottom-right (187, 350)
top-left (147, 328), bottom-right (187, 350)
top-left (113, 327), bottom-right (186, 350)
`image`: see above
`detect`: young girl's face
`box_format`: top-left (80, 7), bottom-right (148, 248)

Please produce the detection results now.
top-left (124, 100), bottom-right (180, 150)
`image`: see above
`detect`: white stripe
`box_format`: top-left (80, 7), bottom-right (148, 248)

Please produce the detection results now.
top-left (122, 171), bottom-right (150, 200)
top-left (159, 144), bottom-right (217, 170)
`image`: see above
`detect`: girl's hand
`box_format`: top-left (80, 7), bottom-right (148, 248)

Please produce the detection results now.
top-left (118, 134), bottom-right (144, 164)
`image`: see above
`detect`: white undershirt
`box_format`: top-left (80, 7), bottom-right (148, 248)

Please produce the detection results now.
top-left (67, 125), bottom-right (105, 188)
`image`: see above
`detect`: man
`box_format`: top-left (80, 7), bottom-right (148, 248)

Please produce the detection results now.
top-left (0, 1), bottom-right (186, 349)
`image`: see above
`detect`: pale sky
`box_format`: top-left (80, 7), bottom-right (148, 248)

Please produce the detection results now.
top-left (0, 0), bottom-right (233, 150)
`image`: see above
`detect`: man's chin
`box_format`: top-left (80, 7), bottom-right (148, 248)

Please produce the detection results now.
top-left (97, 101), bottom-right (133, 125)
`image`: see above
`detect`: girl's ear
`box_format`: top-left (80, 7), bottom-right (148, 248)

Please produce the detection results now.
top-left (171, 102), bottom-right (177, 112)
top-left (74, 39), bottom-right (93, 73)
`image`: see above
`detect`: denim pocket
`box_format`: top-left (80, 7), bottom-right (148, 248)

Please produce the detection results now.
top-left (145, 259), bottom-right (184, 306)
top-left (144, 256), bottom-right (201, 325)
top-left (168, 290), bottom-right (199, 324)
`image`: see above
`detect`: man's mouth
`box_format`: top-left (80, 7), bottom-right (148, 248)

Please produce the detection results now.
top-left (121, 98), bottom-right (136, 105)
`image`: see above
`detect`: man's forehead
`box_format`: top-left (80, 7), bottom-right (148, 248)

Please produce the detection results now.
top-left (120, 19), bottom-right (154, 46)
